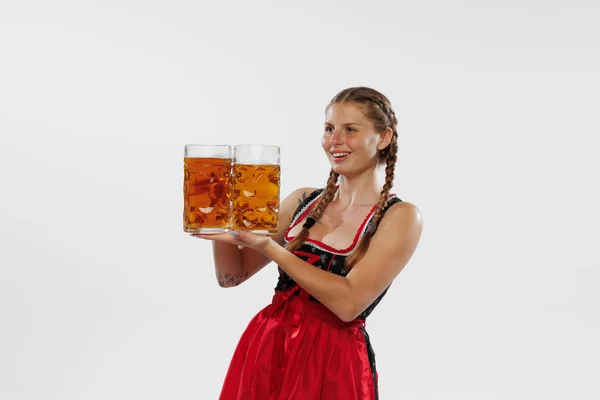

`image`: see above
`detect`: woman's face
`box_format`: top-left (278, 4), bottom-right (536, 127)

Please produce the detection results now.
top-left (321, 102), bottom-right (384, 177)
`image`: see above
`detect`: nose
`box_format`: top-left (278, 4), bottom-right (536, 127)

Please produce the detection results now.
top-left (330, 129), bottom-right (344, 146)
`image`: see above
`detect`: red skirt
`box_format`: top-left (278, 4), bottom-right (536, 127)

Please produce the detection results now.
top-left (219, 286), bottom-right (377, 400)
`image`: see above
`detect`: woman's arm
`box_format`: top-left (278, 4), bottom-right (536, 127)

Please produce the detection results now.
top-left (261, 201), bottom-right (423, 321)
top-left (207, 187), bottom-right (319, 287)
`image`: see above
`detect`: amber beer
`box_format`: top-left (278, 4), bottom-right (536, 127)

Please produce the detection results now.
top-left (232, 145), bottom-right (280, 234)
top-left (183, 145), bottom-right (232, 234)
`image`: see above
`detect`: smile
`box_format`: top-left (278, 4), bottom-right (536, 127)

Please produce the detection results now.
top-left (331, 152), bottom-right (351, 162)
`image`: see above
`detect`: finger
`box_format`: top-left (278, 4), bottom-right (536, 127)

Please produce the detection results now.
top-left (191, 233), bottom-right (232, 241)
top-left (193, 233), bottom-right (248, 247)
top-left (230, 230), bottom-right (250, 242)
top-left (228, 230), bottom-right (252, 244)
top-left (199, 233), bottom-right (233, 240)
top-left (227, 231), bottom-right (250, 245)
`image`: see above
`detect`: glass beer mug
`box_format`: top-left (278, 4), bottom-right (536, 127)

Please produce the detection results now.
top-left (232, 145), bottom-right (280, 234)
top-left (183, 145), bottom-right (232, 234)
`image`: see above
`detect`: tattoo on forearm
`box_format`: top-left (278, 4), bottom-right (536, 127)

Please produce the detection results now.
top-left (218, 270), bottom-right (250, 287)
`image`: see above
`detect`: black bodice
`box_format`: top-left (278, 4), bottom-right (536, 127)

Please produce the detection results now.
top-left (275, 188), bottom-right (403, 320)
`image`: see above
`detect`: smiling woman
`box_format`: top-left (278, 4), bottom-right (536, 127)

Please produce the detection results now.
top-left (196, 87), bottom-right (423, 400)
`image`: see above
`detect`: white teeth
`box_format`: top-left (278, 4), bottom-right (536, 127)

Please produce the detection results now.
top-left (332, 152), bottom-right (349, 158)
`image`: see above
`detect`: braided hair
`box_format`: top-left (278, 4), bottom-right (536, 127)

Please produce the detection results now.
top-left (284, 87), bottom-right (399, 271)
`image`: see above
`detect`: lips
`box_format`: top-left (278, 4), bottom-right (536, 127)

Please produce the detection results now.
top-left (331, 151), bottom-right (351, 162)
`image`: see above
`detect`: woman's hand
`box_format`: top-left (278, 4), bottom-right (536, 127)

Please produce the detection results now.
top-left (193, 231), bottom-right (275, 254)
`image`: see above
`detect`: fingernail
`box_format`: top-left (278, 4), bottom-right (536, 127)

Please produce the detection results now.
top-left (228, 231), bottom-right (239, 237)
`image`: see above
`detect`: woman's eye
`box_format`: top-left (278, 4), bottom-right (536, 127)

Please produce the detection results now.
top-left (325, 126), bottom-right (334, 133)
top-left (347, 127), bottom-right (356, 132)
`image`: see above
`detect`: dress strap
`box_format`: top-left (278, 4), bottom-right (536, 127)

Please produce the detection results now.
top-left (288, 188), bottom-right (324, 227)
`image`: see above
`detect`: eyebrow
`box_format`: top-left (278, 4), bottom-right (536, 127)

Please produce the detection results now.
top-left (324, 122), bottom-right (362, 126)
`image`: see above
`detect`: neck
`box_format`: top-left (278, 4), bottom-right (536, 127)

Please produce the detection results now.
top-left (333, 168), bottom-right (383, 208)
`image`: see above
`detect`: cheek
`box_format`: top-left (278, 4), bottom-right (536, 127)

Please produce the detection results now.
top-left (364, 136), bottom-right (379, 150)
top-left (351, 136), bottom-right (372, 150)
top-left (351, 137), bottom-right (378, 156)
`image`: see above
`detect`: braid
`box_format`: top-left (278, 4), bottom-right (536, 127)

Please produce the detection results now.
top-left (369, 97), bottom-right (398, 165)
top-left (344, 142), bottom-right (397, 271)
top-left (335, 88), bottom-right (399, 271)
top-left (286, 86), bottom-right (399, 270)
top-left (371, 98), bottom-right (394, 125)
top-left (284, 170), bottom-right (339, 253)
top-left (370, 139), bottom-right (397, 228)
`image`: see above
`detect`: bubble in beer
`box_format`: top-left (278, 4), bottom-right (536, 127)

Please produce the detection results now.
top-left (183, 157), bottom-right (232, 233)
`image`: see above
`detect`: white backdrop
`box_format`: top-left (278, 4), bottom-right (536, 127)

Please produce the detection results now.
top-left (1, 1), bottom-right (599, 399)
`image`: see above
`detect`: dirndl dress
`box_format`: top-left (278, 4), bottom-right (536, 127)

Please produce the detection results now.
top-left (219, 188), bottom-right (402, 400)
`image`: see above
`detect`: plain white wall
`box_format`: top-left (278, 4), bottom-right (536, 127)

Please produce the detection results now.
top-left (1, 1), bottom-right (599, 399)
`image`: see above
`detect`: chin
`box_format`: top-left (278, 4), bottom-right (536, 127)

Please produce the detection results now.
top-left (329, 161), bottom-right (345, 172)
top-left (331, 165), bottom-right (353, 178)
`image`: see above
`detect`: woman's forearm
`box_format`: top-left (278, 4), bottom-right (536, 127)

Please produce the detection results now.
top-left (211, 241), bottom-right (248, 287)
top-left (263, 240), bottom-right (354, 321)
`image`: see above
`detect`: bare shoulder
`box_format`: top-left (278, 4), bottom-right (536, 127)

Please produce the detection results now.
top-left (378, 201), bottom-right (423, 236)
top-left (362, 200), bottom-right (422, 269)
top-left (271, 187), bottom-right (321, 245)
top-left (281, 187), bottom-right (320, 210)
top-left (290, 186), bottom-right (321, 198)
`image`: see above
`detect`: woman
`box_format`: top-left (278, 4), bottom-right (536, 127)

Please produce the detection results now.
top-left (196, 87), bottom-right (423, 399)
